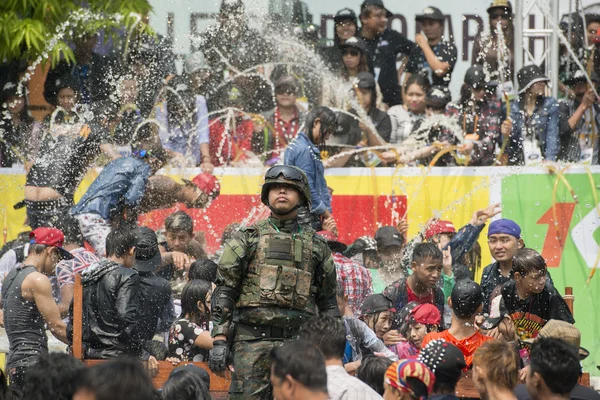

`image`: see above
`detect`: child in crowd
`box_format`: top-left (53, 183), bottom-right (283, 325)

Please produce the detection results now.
top-left (499, 248), bottom-right (574, 350)
top-left (167, 279), bottom-right (214, 362)
top-left (391, 303), bottom-right (441, 359)
top-left (359, 294), bottom-right (395, 341)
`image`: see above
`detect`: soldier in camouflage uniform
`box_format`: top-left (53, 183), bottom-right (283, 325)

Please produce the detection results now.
top-left (208, 165), bottom-right (339, 399)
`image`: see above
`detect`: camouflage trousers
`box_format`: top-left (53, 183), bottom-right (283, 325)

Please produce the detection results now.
top-left (229, 339), bottom-right (294, 400)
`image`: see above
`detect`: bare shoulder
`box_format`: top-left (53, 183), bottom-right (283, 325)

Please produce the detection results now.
top-left (21, 271), bottom-right (51, 301)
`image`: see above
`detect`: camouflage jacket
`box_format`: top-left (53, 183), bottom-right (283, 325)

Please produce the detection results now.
top-left (211, 216), bottom-right (338, 338)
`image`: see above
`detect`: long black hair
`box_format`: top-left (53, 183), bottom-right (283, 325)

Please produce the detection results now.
top-left (180, 279), bottom-right (212, 329)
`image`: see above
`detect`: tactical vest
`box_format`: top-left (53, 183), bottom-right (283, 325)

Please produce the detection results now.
top-left (236, 220), bottom-right (317, 313)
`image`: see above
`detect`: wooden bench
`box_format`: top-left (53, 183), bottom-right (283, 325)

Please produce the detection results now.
top-left (72, 275), bottom-right (231, 396)
top-left (73, 278), bottom-right (590, 398)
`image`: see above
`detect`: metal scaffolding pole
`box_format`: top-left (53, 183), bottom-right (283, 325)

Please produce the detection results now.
top-left (514, 0), bottom-right (523, 84)
top-left (513, 0), bottom-right (560, 96)
top-left (550, 0), bottom-right (560, 98)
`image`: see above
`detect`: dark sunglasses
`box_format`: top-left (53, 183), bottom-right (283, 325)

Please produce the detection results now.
top-left (490, 13), bottom-right (510, 20)
top-left (265, 166), bottom-right (305, 181)
top-left (276, 88), bottom-right (297, 95)
top-left (343, 49), bottom-right (361, 57)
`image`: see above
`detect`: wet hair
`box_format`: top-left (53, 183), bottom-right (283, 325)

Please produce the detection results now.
top-left (512, 248), bottom-right (547, 277)
top-left (304, 106), bottom-right (338, 144)
top-left (473, 341), bottom-right (519, 391)
top-left (75, 358), bottom-right (155, 400)
top-left (0, 367), bottom-right (19, 400)
top-left (105, 228), bottom-right (136, 258)
top-left (529, 337), bottom-right (580, 395)
top-left (299, 316), bottom-right (346, 360)
top-left (406, 377), bottom-right (429, 399)
top-left (29, 243), bottom-right (51, 255)
top-left (360, 5), bottom-right (383, 21)
top-left (180, 279), bottom-right (212, 328)
top-left (165, 211), bottom-right (194, 235)
top-left (356, 356), bottom-right (393, 395)
top-left (188, 259), bottom-right (218, 282)
top-left (21, 353), bottom-right (84, 400)
top-left (412, 242), bottom-right (443, 263)
top-left (270, 340), bottom-right (328, 393)
top-left (162, 369), bottom-right (211, 400)
top-left (404, 73), bottom-right (431, 95)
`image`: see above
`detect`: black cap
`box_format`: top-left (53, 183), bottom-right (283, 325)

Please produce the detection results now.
top-left (426, 86), bottom-right (451, 109)
top-left (360, 0), bottom-right (393, 18)
top-left (450, 279), bottom-right (483, 318)
top-left (464, 65), bottom-right (487, 89)
top-left (335, 8), bottom-right (358, 26)
top-left (481, 295), bottom-right (509, 330)
top-left (340, 36), bottom-right (367, 54)
top-left (361, 294), bottom-right (395, 315)
top-left (416, 6), bottom-right (445, 22)
top-left (517, 65), bottom-right (549, 94)
top-left (134, 227), bottom-right (162, 272)
top-left (375, 226), bottom-right (403, 249)
top-left (419, 339), bottom-right (466, 383)
top-left (355, 72), bottom-right (376, 89)
top-left (487, 0), bottom-right (513, 15)
top-left (563, 70), bottom-right (600, 86)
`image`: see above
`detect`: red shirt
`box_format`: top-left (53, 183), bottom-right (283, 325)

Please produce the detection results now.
top-left (421, 330), bottom-right (494, 367)
top-left (209, 118), bottom-right (254, 166)
top-left (406, 280), bottom-right (434, 305)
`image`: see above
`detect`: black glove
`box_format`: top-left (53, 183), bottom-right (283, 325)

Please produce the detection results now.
top-left (209, 340), bottom-right (231, 372)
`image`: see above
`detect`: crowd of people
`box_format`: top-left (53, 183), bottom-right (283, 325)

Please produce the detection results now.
top-left (0, 0), bottom-right (598, 398)
top-left (2, 0), bottom-right (600, 172)
top-left (0, 162), bottom-right (595, 400)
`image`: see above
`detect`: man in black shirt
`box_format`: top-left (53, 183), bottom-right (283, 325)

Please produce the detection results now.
top-left (358, 0), bottom-right (414, 107)
top-left (500, 248), bottom-right (574, 351)
top-left (405, 7), bottom-right (457, 88)
top-left (134, 227), bottom-right (173, 341)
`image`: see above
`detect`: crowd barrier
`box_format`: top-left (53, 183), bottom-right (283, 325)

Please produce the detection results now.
top-left (1, 165), bottom-right (599, 375)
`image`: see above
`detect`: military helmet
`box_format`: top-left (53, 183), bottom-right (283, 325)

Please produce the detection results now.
top-left (261, 165), bottom-right (311, 208)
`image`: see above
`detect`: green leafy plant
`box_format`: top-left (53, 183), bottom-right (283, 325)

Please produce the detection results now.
top-left (0, 0), bottom-right (153, 67)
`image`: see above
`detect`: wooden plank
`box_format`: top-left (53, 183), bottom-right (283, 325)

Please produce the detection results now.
top-left (72, 274), bottom-right (83, 361)
top-left (83, 360), bottom-right (231, 391)
top-left (564, 287), bottom-right (574, 315)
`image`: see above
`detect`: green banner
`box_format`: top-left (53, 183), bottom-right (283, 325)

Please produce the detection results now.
top-left (501, 172), bottom-right (600, 375)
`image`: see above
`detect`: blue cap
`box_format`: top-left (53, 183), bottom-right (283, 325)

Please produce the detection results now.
top-left (488, 219), bottom-right (521, 239)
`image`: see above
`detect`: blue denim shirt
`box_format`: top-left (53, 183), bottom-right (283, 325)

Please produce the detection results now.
top-left (284, 132), bottom-right (331, 215)
top-left (71, 156), bottom-right (151, 220)
top-left (508, 96), bottom-right (560, 164)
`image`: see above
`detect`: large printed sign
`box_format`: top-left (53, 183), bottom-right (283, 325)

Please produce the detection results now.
top-left (0, 165), bottom-right (599, 374)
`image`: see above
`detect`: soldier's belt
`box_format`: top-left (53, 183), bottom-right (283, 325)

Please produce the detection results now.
top-left (235, 323), bottom-right (299, 340)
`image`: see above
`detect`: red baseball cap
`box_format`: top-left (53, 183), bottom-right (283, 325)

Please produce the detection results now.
top-left (425, 220), bottom-right (456, 240)
top-left (30, 227), bottom-right (73, 260)
top-left (182, 172), bottom-right (220, 200)
top-left (410, 303), bottom-right (441, 325)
